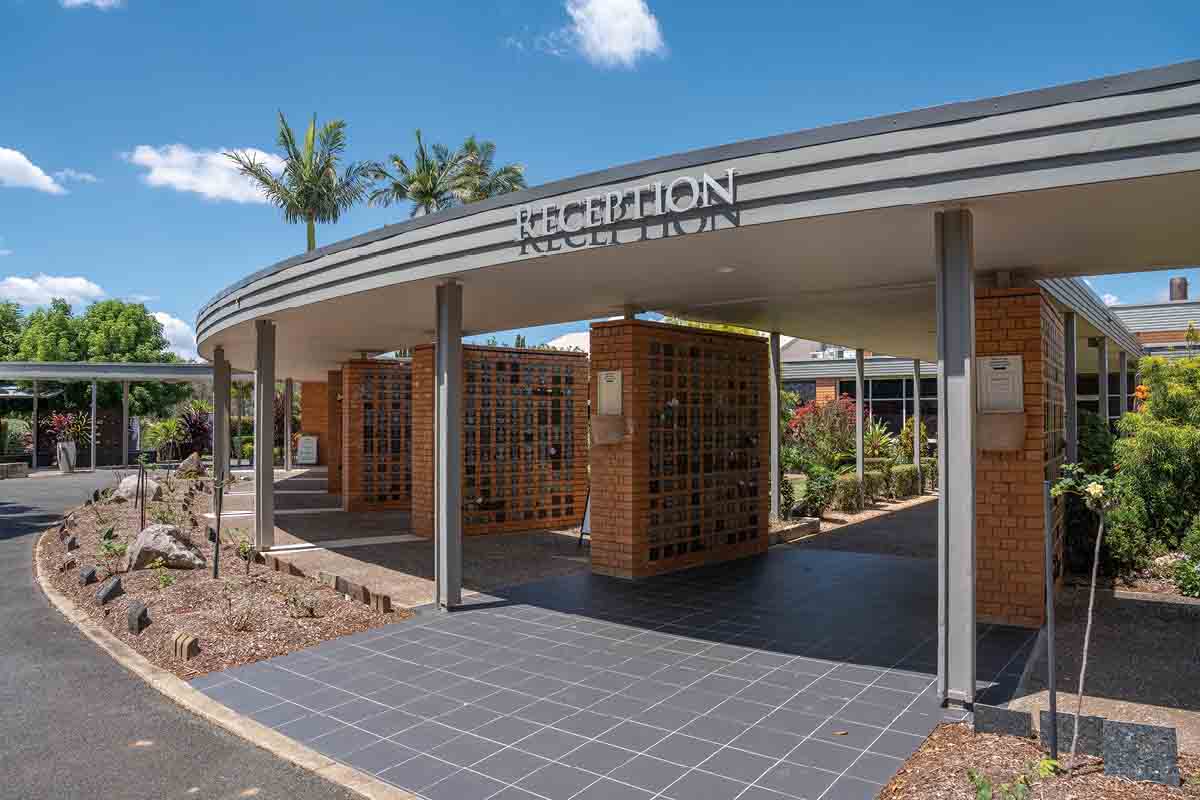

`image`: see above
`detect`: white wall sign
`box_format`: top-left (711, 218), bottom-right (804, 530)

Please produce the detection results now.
top-left (597, 370), bottom-right (623, 416)
top-left (296, 435), bottom-right (318, 465)
top-left (515, 168), bottom-right (736, 243)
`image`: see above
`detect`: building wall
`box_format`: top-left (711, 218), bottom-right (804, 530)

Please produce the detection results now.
top-left (340, 361), bottom-right (411, 512)
top-left (589, 320), bottom-right (769, 579)
top-left (814, 377), bottom-right (838, 403)
top-left (974, 288), bottom-right (1064, 628)
top-left (411, 344), bottom-right (589, 538)
top-left (327, 371), bottom-right (342, 494)
top-left (298, 381), bottom-right (329, 466)
top-left (1136, 329), bottom-right (1190, 345)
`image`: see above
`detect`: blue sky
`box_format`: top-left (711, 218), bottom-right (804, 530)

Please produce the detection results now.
top-left (1, 0), bottom-right (1197, 357)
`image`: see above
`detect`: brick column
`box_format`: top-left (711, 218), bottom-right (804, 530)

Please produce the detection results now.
top-left (327, 371), bottom-right (342, 494)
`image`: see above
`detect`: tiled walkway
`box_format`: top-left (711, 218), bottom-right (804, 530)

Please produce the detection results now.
top-left (193, 548), bottom-right (1035, 800)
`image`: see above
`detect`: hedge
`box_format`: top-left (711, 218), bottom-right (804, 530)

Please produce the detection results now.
top-left (832, 474), bottom-right (865, 513)
top-left (863, 470), bottom-right (886, 501)
top-left (891, 464), bottom-right (920, 498)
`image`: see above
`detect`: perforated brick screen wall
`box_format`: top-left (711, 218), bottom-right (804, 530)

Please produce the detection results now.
top-left (340, 360), bottom-right (412, 512)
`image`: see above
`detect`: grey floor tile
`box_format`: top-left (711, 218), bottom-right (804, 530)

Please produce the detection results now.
top-left (622, 679), bottom-right (682, 704)
top-left (824, 774), bottom-right (884, 799)
top-left (515, 700), bottom-right (576, 725)
top-left (430, 732), bottom-right (505, 767)
top-left (890, 710), bottom-right (940, 737)
top-left (474, 747), bottom-right (553, 783)
top-left (867, 730), bottom-right (925, 760)
top-left (325, 697), bottom-right (392, 724)
top-left (579, 670), bottom-right (639, 692)
top-left (680, 714), bottom-right (750, 745)
top-left (473, 714), bottom-right (544, 745)
top-left (365, 681), bottom-right (426, 707)
top-left (572, 778), bottom-right (654, 800)
top-left (355, 707), bottom-right (423, 738)
top-left (813, 719), bottom-right (880, 750)
top-left (698, 747), bottom-right (777, 783)
top-left (666, 687), bottom-right (729, 715)
top-left (647, 734), bottom-right (722, 766)
top-left (735, 681), bottom-right (796, 708)
top-left (203, 680), bottom-right (283, 714)
top-left (757, 760), bottom-right (839, 798)
top-left (309, 725), bottom-right (383, 759)
top-left (247, 701), bottom-right (310, 728)
top-left (562, 740), bottom-right (636, 773)
top-left (855, 686), bottom-right (917, 710)
top-left (631, 704), bottom-right (698, 732)
top-left (378, 754), bottom-right (460, 791)
top-left (554, 710), bottom-right (621, 738)
top-left (476, 688), bottom-right (538, 715)
top-left (761, 708), bottom-right (825, 738)
top-left (401, 693), bottom-right (464, 719)
top-left (587, 693), bottom-right (648, 720)
top-left (516, 727), bottom-right (591, 760)
top-left (710, 697), bottom-right (775, 726)
top-left (783, 691), bottom-right (848, 718)
top-left (422, 768), bottom-right (507, 800)
top-left (729, 726), bottom-right (807, 760)
top-left (840, 701), bottom-right (900, 728)
top-left (291, 685), bottom-right (359, 713)
top-left (438, 679), bottom-right (499, 703)
top-left (189, 671), bottom-right (233, 691)
top-left (391, 721), bottom-right (463, 750)
top-left (341, 738), bottom-right (418, 774)
top-left (846, 751), bottom-right (904, 785)
top-left (662, 768), bottom-right (749, 800)
top-left (871, 671), bottom-right (934, 694)
top-left (275, 713), bottom-right (346, 743)
top-left (600, 720), bottom-right (670, 752)
top-left (610, 755), bottom-right (689, 793)
top-left (436, 703), bottom-right (501, 732)
top-left (785, 738), bottom-right (863, 772)
top-left (736, 786), bottom-right (794, 800)
top-left (335, 672), bottom-right (400, 696)
top-left (517, 762), bottom-right (598, 799)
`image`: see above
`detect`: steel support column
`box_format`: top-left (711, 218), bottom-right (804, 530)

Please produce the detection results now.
top-left (283, 378), bottom-right (294, 472)
top-left (912, 360), bottom-right (922, 485)
top-left (121, 381), bottom-right (130, 467)
top-left (1118, 351), bottom-right (1129, 416)
top-left (253, 320), bottom-right (276, 551)
top-left (213, 347), bottom-right (230, 485)
top-left (435, 281), bottom-right (464, 609)
top-left (31, 380), bottom-right (38, 470)
top-left (1064, 312), bottom-right (1078, 464)
top-left (90, 380), bottom-right (97, 471)
top-left (935, 208), bottom-right (977, 706)
top-left (855, 348), bottom-right (865, 481)
top-left (1097, 337), bottom-right (1109, 429)
top-left (769, 332), bottom-right (782, 519)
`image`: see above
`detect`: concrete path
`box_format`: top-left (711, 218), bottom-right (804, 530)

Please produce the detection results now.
top-left (0, 470), bottom-right (358, 800)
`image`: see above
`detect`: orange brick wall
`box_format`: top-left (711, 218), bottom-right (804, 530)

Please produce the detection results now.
top-left (327, 371), bottom-right (342, 494)
top-left (1136, 329), bottom-right (1190, 345)
top-left (814, 377), bottom-right (838, 403)
top-left (298, 381), bottom-right (329, 466)
top-left (340, 361), bottom-right (412, 512)
top-left (411, 344), bottom-right (589, 538)
top-left (589, 320), bottom-right (770, 579)
top-left (974, 288), bottom-right (1064, 628)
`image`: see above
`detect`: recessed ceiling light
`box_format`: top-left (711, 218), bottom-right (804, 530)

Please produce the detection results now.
top-left (717, 266), bottom-right (736, 274)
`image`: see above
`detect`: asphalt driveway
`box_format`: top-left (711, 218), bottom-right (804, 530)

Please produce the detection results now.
top-left (0, 470), bottom-right (357, 800)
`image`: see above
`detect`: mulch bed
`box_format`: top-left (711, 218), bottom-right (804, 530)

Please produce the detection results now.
top-left (881, 723), bottom-right (1200, 799)
top-left (36, 477), bottom-right (408, 679)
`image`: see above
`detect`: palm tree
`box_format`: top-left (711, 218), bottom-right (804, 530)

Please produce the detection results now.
top-left (226, 112), bottom-right (372, 252)
top-left (459, 136), bottom-right (527, 202)
top-left (368, 130), bottom-right (472, 217)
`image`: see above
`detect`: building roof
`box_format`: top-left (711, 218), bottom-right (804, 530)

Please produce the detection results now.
top-left (1037, 277), bottom-right (1143, 356)
top-left (1111, 299), bottom-right (1200, 333)
top-left (782, 357), bottom-right (936, 382)
top-left (0, 362), bottom-right (241, 383)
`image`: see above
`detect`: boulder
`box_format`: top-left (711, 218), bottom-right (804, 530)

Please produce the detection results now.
top-left (125, 524), bottom-right (206, 571)
top-left (115, 474), bottom-right (162, 503)
top-left (178, 452), bottom-right (207, 476)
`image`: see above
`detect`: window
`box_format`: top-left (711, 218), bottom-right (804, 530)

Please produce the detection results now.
top-left (783, 380), bottom-right (816, 405)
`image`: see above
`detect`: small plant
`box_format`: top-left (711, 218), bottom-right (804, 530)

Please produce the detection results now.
top-left (862, 418), bottom-right (896, 459)
top-left (966, 758), bottom-right (1057, 800)
top-left (1175, 558), bottom-right (1200, 597)
top-left (795, 468), bottom-right (836, 518)
top-left (779, 473), bottom-right (796, 518)
top-left (831, 473), bottom-right (865, 513)
top-left (236, 537), bottom-right (252, 562)
top-left (97, 527), bottom-right (127, 575)
top-left (283, 585), bottom-right (319, 618)
top-left (150, 557), bottom-right (176, 589)
top-left (220, 581), bottom-right (253, 632)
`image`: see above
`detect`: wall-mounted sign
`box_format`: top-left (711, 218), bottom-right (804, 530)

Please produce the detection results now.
top-left (296, 435), bottom-right (318, 465)
top-left (515, 168), bottom-right (736, 243)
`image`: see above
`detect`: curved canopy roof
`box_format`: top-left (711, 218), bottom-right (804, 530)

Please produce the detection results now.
top-left (198, 60), bottom-right (1200, 382)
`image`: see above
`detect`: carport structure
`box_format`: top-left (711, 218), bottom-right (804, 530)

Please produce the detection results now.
top-left (196, 60), bottom-right (1200, 710)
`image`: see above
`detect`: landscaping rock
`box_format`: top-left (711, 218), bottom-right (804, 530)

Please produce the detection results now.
top-left (1040, 711), bottom-right (1105, 757)
top-left (178, 452), bottom-right (206, 476)
top-left (65, 535), bottom-right (78, 552)
top-left (125, 524), bottom-right (206, 571)
top-left (115, 474), bottom-right (162, 503)
top-left (172, 632), bottom-right (199, 660)
top-left (127, 600), bottom-right (150, 634)
top-left (58, 554), bottom-right (77, 572)
top-left (96, 576), bottom-right (123, 605)
top-left (1103, 720), bottom-right (1180, 786)
top-left (974, 705), bottom-right (1032, 738)
top-left (79, 566), bottom-right (97, 586)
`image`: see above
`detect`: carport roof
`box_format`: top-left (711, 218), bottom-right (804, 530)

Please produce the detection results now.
top-left (0, 362), bottom-right (248, 383)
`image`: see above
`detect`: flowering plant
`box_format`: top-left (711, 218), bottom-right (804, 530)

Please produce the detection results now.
top-left (42, 412), bottom-right (96, 445)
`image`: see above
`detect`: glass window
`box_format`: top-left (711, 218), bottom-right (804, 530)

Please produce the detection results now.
top-left (783, 380), bottom-right (816, 405)
top-left (1077, 374), bottom-right (1099, 396)
top-left (838, 380), bottom-right (857, 399)
top-left (872, 379), bottom-right (903, 399)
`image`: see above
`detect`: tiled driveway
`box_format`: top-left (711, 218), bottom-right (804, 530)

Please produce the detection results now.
top-left (193, 546), bottom-right (1035, 800)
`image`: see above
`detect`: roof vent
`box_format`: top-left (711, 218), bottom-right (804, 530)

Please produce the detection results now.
top-left (1170, 277), bottom-right (1189, 302)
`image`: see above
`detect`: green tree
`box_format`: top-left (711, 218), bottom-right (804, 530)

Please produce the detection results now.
top-left (368, 129), bottom-right (472, 217)
top-left (226, 112), bottom-right (372, 252)
top-left (459, 136), bottom-right (527, 202)
top-left (17, 299), bottom-right (82, 361)
top-left (0, 301), bottom-right (24, 360)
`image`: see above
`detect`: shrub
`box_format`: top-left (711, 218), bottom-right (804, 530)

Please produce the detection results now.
top-left (241, 441), bottom-right (254, 460)
top-left (178, 400), bottom-right (213, 456)
top-left (832, 474), bottom-right (864, 513)
top-left (795, 468), bottom-right (836, 518)
top-left (780, 444), bottom-right (806, 473)
top-left (862, 418), bottom-right (896, 460)
top-left (920, 457), bottom-right (937, 491)
top-left (788, 395), bottom-right (856, 471)
top-left (1077, 410), bottom-right (1115, 474)
top-left (891, 464), bottom-right (920, 498)
top-left (1183, 517), bottom-right (1200, 562)
top-left (863, 470), bottom-right (886, 502)
top-left (142, 418), bottom-right (187, 461)
top-left (779, 476), bottom-right (796, 518)
top-left (899, 416), bottom-right (931, 461)
top-left (1175, 558), bottom-right (1200, 598)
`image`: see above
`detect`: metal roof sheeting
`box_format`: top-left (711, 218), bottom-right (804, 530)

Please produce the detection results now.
top-left (782, 358), bottom-right (936, 381)
top-left (1036, 277), bottom-right (1143, 356)
top-left (1111, 300), bottom-right (1200, 333)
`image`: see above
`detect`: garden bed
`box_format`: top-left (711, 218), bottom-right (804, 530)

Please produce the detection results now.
top-left (36, 479), bottom-right (406, 679)
top-left (881, 723), bottom-right (1199, 799)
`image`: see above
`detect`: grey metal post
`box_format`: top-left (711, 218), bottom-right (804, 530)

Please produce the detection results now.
top-left (1118, 351), bottom-right (1129, 416)
top-left (1064, 313), bottom-right (1078, 464)
top-left (254, 320), bottom-right (276, 551)
top-left (1097, 337), bottom-right (1109, 429)
top-left (1043, 481), bottom-right (1058, 760)
top-left (769, 332), bottom-right (782, 519)
top-left (212, 347), bottom-right (230, 484)
top-left (935, 208), bottom-right (977, 707)
top-left (283, 378), bottom-right (294, 471)
top-left (855, 348), bottom-right (865, 481)
top-left (31, 380), bottom-right (38, 470)
top-left (121, 381), bottom-right (129, 467)
top-left (436, 281), bottom-right (464, 609)
top-left (912, 359), bottom-right (922, 487)
top-left (90, 380), bottom-right (97, 471)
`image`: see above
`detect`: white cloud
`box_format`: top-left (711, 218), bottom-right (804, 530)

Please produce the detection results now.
top-left (1102, 293), bottom-right (1120, 306)
top-left (565, 0), bottom-right (665, 67)
top-left (53, 168), bottom-right (99, 184)
top-left (0, 147), bottom-right (67, 194)
top-left (60, 0), bottom-right (123, 9)
top-left (0, 273), bottom-right (105, 306)
top-left (153, 311), bottom-right (198, 360)
top-left (0, 237), bottom-right (10, 257)
top-left (125, 144), bottom-right (286, 203)
top-left (545, 331), bottom-right (592, 353)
